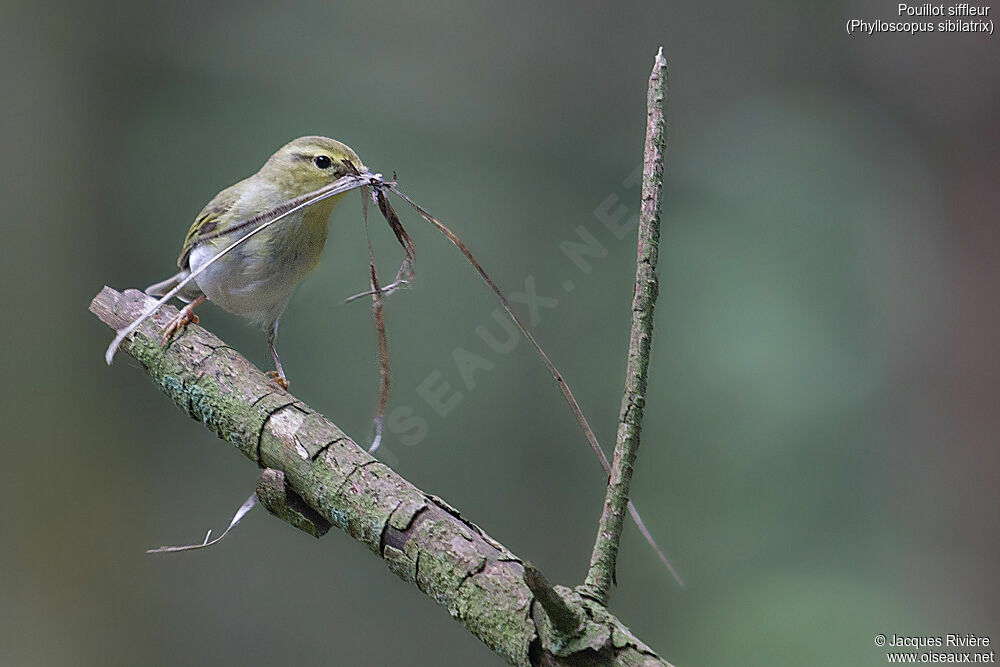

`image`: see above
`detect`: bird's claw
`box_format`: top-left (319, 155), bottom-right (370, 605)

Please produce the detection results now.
top-left (160, 308), bottom-right (199, 345)
top-left (158, 295), bottom-right (206, 346)
top-left (266, 371), bottom-right (289, 391)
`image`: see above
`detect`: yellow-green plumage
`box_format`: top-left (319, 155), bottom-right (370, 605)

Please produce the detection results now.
top-left (145, 136), bottom-right (364, 386)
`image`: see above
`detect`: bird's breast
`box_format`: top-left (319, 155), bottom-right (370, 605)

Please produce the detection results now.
top-left (188, 205), bottom-right (333, 326)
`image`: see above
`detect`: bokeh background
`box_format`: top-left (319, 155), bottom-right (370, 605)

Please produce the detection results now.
top-left (2, 1), bottom-right (998, 665)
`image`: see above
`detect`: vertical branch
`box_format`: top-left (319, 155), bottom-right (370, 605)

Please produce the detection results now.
top-left (581, 47), bottom-right (669, 605)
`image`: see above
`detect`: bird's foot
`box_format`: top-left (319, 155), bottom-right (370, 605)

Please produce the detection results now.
top-left (160, 297), bottom-right (205, 345)
top-left (266, 371), bottom-right (289, 391)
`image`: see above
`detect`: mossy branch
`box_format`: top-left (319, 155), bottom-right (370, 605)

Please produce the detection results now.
top-left (581, 48), bottom-right (671, 605)
top-left (90, 286), bottom-right (672, 666)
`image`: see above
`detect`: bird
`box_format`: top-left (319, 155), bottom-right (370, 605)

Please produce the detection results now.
top-left (144, 136), bottom-right (364, 389)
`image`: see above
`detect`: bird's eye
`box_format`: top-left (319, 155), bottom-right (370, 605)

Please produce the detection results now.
top-left (313, 155), bottom-right (333, 169)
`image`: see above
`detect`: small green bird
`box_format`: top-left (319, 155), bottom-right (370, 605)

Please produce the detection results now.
top-left (145, 136), bottom-right (364, 389)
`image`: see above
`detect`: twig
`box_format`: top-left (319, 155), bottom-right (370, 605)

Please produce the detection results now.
top-left (522, 562), bottom-right (584, 638)
top-left (104, 173), bottom-right (372, 365)
top-left (580, 48), bottom-right (674, 605)
top-left (89, 286), bottom-right (673, 667)
top-left (146, 493), bottom-right (258, 554)
top-left (363, 188), bottom-right (389, 453)
top-left (391, 184), bottom-right (682, 585)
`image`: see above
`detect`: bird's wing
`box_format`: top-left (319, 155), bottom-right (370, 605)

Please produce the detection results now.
top-left (176, 183), bottom-right (243, 269)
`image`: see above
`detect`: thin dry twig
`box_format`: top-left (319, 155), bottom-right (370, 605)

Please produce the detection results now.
top-left (364, 192), bottom-right (389, 453)
top-left (102, 111), bottom-right (677, 581)
top-left (387, 185), bottom-right (680, 584)
top-left (146, 493), bottom-right (258, 554)
top-left (104, 173), bottom-right (373, 365)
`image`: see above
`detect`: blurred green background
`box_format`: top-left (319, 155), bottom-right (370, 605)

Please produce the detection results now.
top-left (2, 1), bottom-right (997, 665)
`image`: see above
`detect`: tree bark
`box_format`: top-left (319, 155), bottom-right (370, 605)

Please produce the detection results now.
top-left (582, 48), bottom-right (672, 604)
top-left (90, 286), bottom-right (673, 666)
